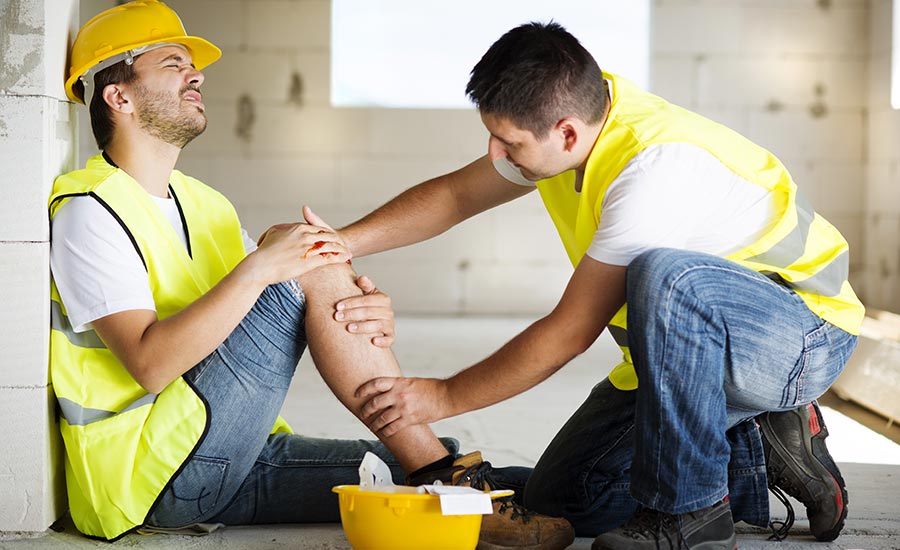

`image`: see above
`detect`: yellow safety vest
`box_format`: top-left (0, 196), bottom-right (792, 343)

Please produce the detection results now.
top-left (49, 155), bottom-right (291, 540)
top-left (536, 74), bottom-right (865, 391)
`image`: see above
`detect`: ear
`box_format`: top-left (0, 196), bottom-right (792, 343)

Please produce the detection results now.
top-left (556, 118), bottom-right (578, 152)
top-left (101, 83), bottom-right (134, 115)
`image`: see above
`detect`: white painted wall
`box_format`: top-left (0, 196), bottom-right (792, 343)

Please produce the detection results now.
top-left (0, 0), bottom-right (78, 533)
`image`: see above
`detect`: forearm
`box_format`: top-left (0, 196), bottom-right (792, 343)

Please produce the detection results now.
top-left (118, 258), bottom-right (268, 393)
top-left (443, 314), bottom-right (595, 417)
top-left (341, 155), bottom-right (532, 257)
top-left (443, 260), bottom-right (626, 417)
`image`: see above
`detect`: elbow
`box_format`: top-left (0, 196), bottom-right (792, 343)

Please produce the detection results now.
top-left (126, 360), bottom-right (169, 395)
top-left (537, 314), bottom-right (597, 360)
top-left (569, 335), bottom-right (594, 358)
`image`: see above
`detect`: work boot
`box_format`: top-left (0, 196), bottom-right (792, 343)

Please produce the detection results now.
top-left (407, 451), bottom-right (575, 550)
top-left (758, 401), bottom-right (848, 542)
top-left (591, 498), bottom-right (737, 550)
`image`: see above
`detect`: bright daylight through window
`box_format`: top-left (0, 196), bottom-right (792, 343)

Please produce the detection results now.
top-left (331, 0), bottom-right (651, 109)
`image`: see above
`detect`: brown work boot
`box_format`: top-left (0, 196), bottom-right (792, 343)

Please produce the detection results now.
top-left (408, 451), bottom-right (575, 550)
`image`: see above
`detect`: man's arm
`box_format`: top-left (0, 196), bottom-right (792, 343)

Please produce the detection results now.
top-left (339, 155), bottom-right (534, 258)
top-left (92, 219), bottom-right (349, 394)
top-left (355, 255), bottom-right (627, 436)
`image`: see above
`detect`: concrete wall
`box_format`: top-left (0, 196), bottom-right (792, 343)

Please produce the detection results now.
top-left (76, 0), bottom-right (576, 315)
top-left (0, 0), bottom-right (879, 535)
top-left (0, 0), bottom-right (78, 533)
top-left (651, 0), bottom-right (870, 300)
top-left (867, 0), bottom-right (900, 313)
top-left (77, 0), bottom-right (872, 314)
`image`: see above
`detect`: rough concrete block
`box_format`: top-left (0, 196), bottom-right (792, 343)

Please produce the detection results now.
top-left (870, 0), bottom-right (892, 55)
top-left (0, 96), bottom-right (76, 242)
top-left (77, 106), bottom-right (98, 165)
top-left (335, 156), bottom-right (465, 212)
top-left (786, 161), bottom-right (865, 216)
top-left (862, 215), bottom-right (900, 312)
top-left (247, 0), bottom-right (330, 50)
top-left (692, 106), bottom-right (750, 136)
top-left (823, 213), bottom-right (864, 267)
top-left (868, 53), bottom-right (891, 111)
top-left (209, 155), bottom-right (338, 210)
top-left (742, 5), bottom-right (867, 55)
top-left (232, 104), bottom-right (371, 156)
top-left (368, 109), bottom-right (486, 157)
top-left (696, 56), bottom-right (816, 109)
top-left (493, 198), bottom-right (571, 264)
top-left (183, 99), bottom-right (245, 156)
top-left (0, 242), bottom-right (50, 388)
top-left (163, 0), bottom-right (243, 50)
top-left (866, 107), bottom-right (900, 162)
top-left (652, 4), bottom-right (743, 55)
top-left (0, 386), bottom-right (66, 533)
top-left (815, 58), bottom-right (867, 110)
top-left (202, 51), bottom-right (296, 103)
top-left (866, 162), bottom-right (900, 215)
top-left (202, 51), bottom-right (330, 106)
top-left (0, 0), bottom-right (77, 101)
top-left (347, 256), bottom-right (465, 314)
top-left (746, 107), bottom-right (864, 162)
top-left (171, 153), bottom-right (215, 189)
top-left (650, 54), bottom-right (695, 108)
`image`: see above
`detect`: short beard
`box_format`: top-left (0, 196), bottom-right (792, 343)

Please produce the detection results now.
top-left (135, 84), bottom-right (207, 148)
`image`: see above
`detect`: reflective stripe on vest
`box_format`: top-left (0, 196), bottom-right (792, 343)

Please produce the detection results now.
top-left (535, 73), bottom-right (864, 392)
top-left (48, 155), bottom-right (265, 540)
top-left (58, 393), bottom-right (157, 426)
top-left (50, 300), bottom-right (105, 349)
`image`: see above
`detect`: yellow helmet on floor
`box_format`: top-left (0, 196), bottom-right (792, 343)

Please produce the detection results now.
top-left (65, 0), bottom-right (221, 104)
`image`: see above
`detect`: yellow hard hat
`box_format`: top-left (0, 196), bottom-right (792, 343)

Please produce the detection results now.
top-left (65, 0), bottom-right (221, 104)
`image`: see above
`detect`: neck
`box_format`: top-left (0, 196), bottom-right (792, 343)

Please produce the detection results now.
top-left (575, 92), bottom-right (612, 173)
top-left (105, 131), bottom-right (180, 198)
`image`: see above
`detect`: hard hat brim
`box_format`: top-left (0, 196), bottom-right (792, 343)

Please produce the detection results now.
top-left (65, 35), bottom-right (222, 104)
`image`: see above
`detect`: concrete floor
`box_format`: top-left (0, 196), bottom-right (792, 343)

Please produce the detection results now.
top-left (3, 316), bottom-right (900, 549)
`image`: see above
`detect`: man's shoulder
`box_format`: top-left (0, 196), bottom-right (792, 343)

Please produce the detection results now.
top-left (52, 156), bottom-right (120, 199)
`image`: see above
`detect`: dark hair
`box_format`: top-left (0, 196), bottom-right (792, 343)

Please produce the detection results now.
top-left (466, 21), bottom-right (608, 139)
top-left (75, 60), bottom-right (138, 150)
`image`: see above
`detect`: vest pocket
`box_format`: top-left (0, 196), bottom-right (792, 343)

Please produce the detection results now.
top-left (151, 455), bottom-right (229, 527)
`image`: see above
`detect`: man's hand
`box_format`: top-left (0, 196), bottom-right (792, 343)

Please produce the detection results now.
top-left (335, 275), bottom-right (396, 347)
top-left (355, 377), bottom-right (451, 436)
top-left (249, 206), bottom-right (353, 286)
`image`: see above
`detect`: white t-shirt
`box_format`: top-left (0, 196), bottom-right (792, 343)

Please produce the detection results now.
top-left (493, 142), bottom-right (777, 266)
top-left (50, 194), bottom-right (257, 333)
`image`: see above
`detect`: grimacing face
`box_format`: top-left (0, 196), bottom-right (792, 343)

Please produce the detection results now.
top-left (129, 46), bottom-right (208, 148)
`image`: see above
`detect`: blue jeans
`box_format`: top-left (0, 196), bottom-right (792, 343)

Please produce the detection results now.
top-left (145, 282), bottom-right (474, 527)
top-left (523, 249), bottom-right (857, 536)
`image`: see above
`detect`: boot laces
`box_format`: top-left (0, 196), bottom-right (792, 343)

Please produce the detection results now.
top-left (621, 508), bottom-right (691, 550)
top-left (455, 460), bottom-right (535, 524)
top-left (767, 484), bottom-right (796, 541)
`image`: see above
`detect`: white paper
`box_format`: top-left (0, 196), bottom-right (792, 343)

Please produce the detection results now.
top-left (424, 485), bottom-right (493, 515)
top-left (358, 451), bottom-right (395, 491)
top-left (355, 453), bottom-right (494, 514)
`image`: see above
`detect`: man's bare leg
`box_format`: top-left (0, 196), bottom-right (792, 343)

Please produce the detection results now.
top-left (297, 263), bottom-right (448, 472)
